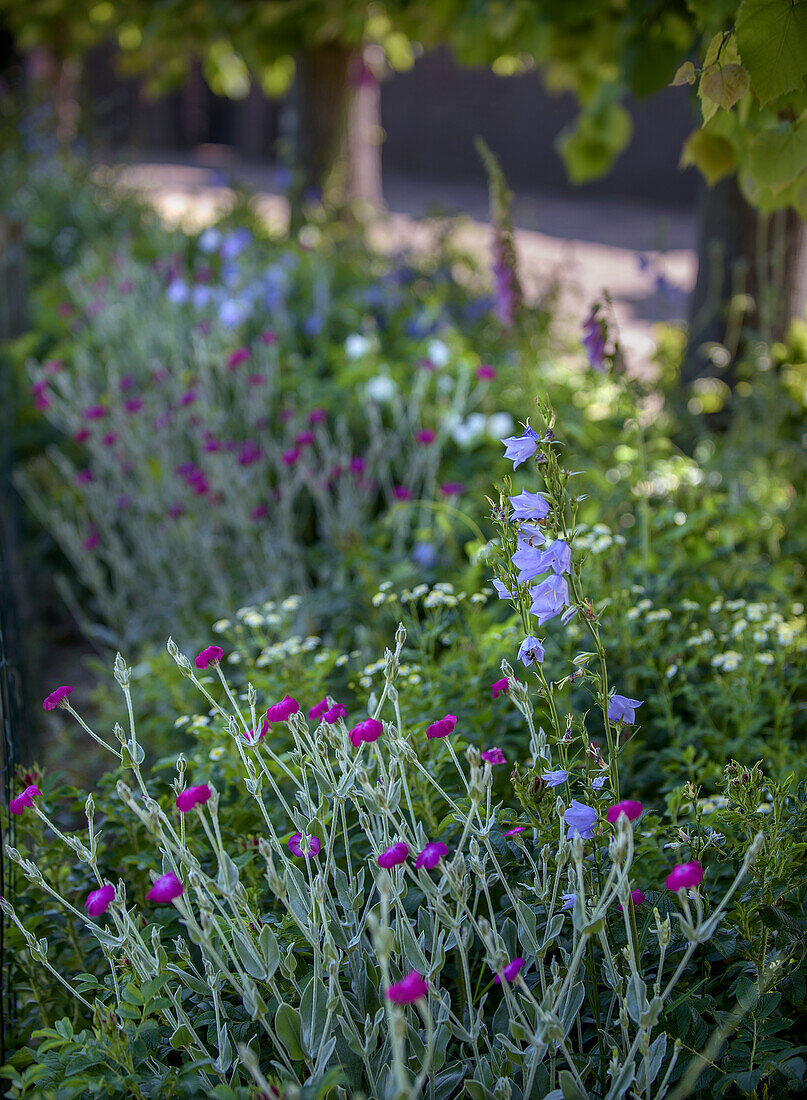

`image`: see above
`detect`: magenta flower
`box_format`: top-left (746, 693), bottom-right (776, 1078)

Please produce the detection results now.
top-left (387, 971), bottom-right (428, 1004)
top-left (146, 872), bottom-right (184, 904)
top-left (85, 884), bottom-right (115, 917)
top-left (476, 365), bottom-right (496, 380)
top-left (76, 469), bottom-right (94, 485)
top-left (415, 842), bottom-right (449, 870)
top-left (82, 531), bottom-right (100, 551)
top-left (349, 457), bottom-right (365, 475)
top-left (101, 431), bottom-right (117, 447)
top-left (248, 374), bottom-right (266, 386)
top-left (179, 390), bottom-right (197, 407)
top-left (323, 703), bottom-right (347, 724)
top-left (504, 826), bottom-right (525, 837)
top-left (295, 430), bottom-right (315, 447)
top-left (606, 800), bottom-right (643, 824)
top-left (239, 441), bottom-right (261, 466)
top-left (494, 957), bottom-right (524, 984)
top-left (440, 482), bottom-right (465, 497)
top-left (491, 678), bottom-right (509, 699)
top-left (618, 889), bottom-right (646, 912)
top-left (73, 428), bottom-right (90, 444)
top-left (260, 330), bottom-right (278, 345)
top-left (9, 785), bottom-right (42, 815)
top-left (124, 397), bottom-right (144, 414)
top-left (349, 718), bottom-right (383, 747)
top-left (250, 504), bottom-right (268, 520)
top-left (666, 861), bottom-right (704, 892)
top-left (265, 696), bottom-right (299, 723)
top-left (243, 721), bottom-right (267, 744)
top-left (84, 404), bottom-right (108, 420)
top-left (308, 698), bottom-right (330, 723)
top-left (416, 429), bottom-right (436, 445)
top-left (426, 714), bottom-right (457, 740)
top-left (288, 832), bottom-right (321, 858)
top-left (176, 784), bottom-right (212, 813)
top-left (43, 685), bottom-right (73, 711)
top-left (583, 309), bottom-right (606, 372)
top-left (481, 748), bottom-right (506, 766)
top-left (227, 347), bottom-right (250, 369)
top-left (393, 486), bottom-right (413, 501)
top-left (195, 645), bottom-right (224, 670)
top-left (309, 408), bottom-right (327, 424)
top-left (378, 841), bottom-right (409, 869)
top-left (282, 448), bottom-right (300, 466)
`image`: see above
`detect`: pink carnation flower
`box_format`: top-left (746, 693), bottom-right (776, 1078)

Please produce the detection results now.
top-left (481, 748), bottom-right (506, 766)
top-left (606, 800), bottom-right (643, 824)
top-left (146, 872), bottom-right (184, 903)
top-left (43, 685), bottom-right (73, 710)
top-left (494, 957), bottom-right (524, 984)
top-left (426, 714), bottom-right (457, 740)
top-left (415, 842), bottom-right (449, 870)
top-left (176, 784), bottom-right (212, 813)
top-left (349, 718), bottom-right (383, 747)
top-left (378, 842), bottom-right (409, 869)
top-left (288, 832), bottom-right (321, 858)
top-left (666, 861), bottom-right (704, 892)
top-left (195, 645), bottom-right (224, 670)
top-left (85, 884), bottom-right (115, 917)
top-left (387, 971), bottom-right (428, 1004)
top-left (9, 785), bottom-right (42, 815)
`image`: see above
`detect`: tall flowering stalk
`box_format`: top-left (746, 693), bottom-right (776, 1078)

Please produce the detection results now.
top-left (476, 137), bottom-right (523, 327)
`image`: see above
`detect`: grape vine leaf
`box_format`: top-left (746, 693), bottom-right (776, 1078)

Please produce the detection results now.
top-left (735, 0), bottom-right (807, 105)
top-left (749, 122), bottom-right (807, 190)
top-left (700, 62), bottom-right (750, 110)
top-left (680, 129), bottom-right (736, 184)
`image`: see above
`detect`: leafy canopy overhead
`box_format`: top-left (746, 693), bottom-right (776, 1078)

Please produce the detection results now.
top-left (2, 0), bottom-right (806, 217)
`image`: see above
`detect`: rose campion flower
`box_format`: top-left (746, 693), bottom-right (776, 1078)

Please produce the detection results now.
top-left (288, 832), bottom-right (321, 858)
top-left (494, 957), bottom-right (525, 984)
top-left (666, 861), bottom-right (704, 891)
top-left (176, 784), bottom-right (212, 813)
top-left (504, 826), bottom-right (525, 837)
top-left (281, 448), bottom-right (300, 466)
top-left (265, 696), bottom-right (299, 723)
top-left (426, 714), bottom-right (457, 740)
top-left (415, 429), bottom-right (436, 445)
top-left (564, 799), bottom-right (597, 839)
top-left (73, 428), bottom-right (90, 444)
top-left (309, 408), bottom-right (327, 424)
top-left (476, 364), bottom-right (496, 380)
top-left (440, 482), bottom-right (465, 497)
top-left (195, 645), bottom-right (224, 670)
top-left (260, 330), bottom-right (278, 345)
top-left (509, 490), bottom-right (550, 521)
top-left (491, 678), bottom-right (509, 699)
top-left (501, 428), bottom-right (539, 469)
top-left (227, 347), bottom-right (250, 369)
top-left (124, 397), bottom-right (143, 414)
top-left (415, 842), bottom-right (449, 870)
top-left (481, 748), bottom-right (506, 766)
top-left (84, 404), bottom-right (107, 420)
top-left (618, 889), bottom-right (646, 912)
top-left (530, 574), bottom-right (570, 626)
top-left (608, 694), bottom-right (644, 725)
top-left (387, 971), bottom-right (428, 1004)
top-left (541, 770), bottom-right (569, 788)
top-left (349, 718), bottom-right (383, 747)
top-left (606, 800), bottom-right (643, 824)
top-left (323, 703), bottom-right (347, 724)
top-left (85, 884), bottom-right (115, 917)
top-left (517, 636), bottom-right (545, 666)
top-left (393, 486), bottom-right (413, 501)
top-left (43, 685), bottom-right (73, 710)
top-left (378, 841), bottom-right (409, 868)
top-left (146, 872), bottom-right (184, 903)
top-left (83, 531), bottom-right (100, 551)
top-left (9, 785), bottom-right (42, 815)
top-left (308, 698), bottom-right (330, 723)
top-left (295, 430), bottom-right (315, 447)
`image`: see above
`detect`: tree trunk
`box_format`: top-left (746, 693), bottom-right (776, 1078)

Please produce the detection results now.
top-left (683, 176), bottom-right (807, 386)
top-left (26, 48), bottom-right (82, 145)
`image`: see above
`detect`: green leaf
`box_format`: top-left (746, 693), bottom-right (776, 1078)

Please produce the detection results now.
top-left (680, 129), bottom-right (736, 185)
top-left (736, 0), bottom-right (807, 104)
top-left (700, 63), bottom-right (750, 110)
top-left (749, 123), bottom-right (807, 190)
top-left (671, 61), bottom-right (697, 86)
top-left (275, 1002), bottom-right (305, 1060)
top-left (559, 1070), bottom-right (587, 1100)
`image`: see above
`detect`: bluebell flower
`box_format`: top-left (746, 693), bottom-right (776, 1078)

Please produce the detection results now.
top-left (518, 636), bottom-right (545, 666)
top-left (221, 228), bottom-right (251, 260)
top-left (608, 694), bottom-right (644, 725)
top-left (222, 262), bottom-right (240, 288)
top-left (541, 769), bottom-right (568, 787)
top-left (198, 227), bottom-right (221, 254)
top-left (592, 775), bottom-right (608, 790)
top-left (530, 574), bottom-right (570, 626)
top-left (219, 299), bottom-right (249, 327)
top-left (561, 892), bottom-right (576, 910)
top-left (510, 490), bottom-right (550, 521)
top-left (493, 578), bottom-right (515, 601)
top-left (564, 799), bottom-right (597, 839)
top-left (513, 539), bottom-right (570, 582)
top-left (303, 313), bottom-right (324, 337)
top-left (192, 285), bottom-right (212, 309)
top-left (166, 279), bottom-right (189, 304)
top-left (501, 428), bottom-right (540, 469)
top-left (413, 542), bottom-right (437, 568)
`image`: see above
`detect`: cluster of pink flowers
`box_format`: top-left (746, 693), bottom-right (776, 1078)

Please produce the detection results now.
top-left (377, 840), bottom-right (449, 871)
top-left (308, 698), bottom-right (347, 725)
